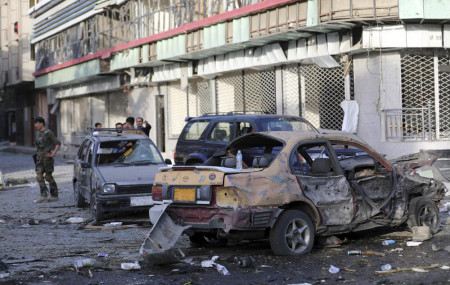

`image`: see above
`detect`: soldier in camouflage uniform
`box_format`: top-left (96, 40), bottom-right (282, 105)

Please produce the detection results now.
top-left (34, 117), bottom-right (61, 203)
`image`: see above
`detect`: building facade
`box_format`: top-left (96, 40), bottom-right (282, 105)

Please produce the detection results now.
top-left (30, 0), bottom-right (450, 159)
top-left (0, 0), bottom-right (47, 146)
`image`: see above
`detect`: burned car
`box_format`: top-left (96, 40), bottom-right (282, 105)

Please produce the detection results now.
top-left (73, 130), bottom-right (170, 222)
top-left (142, 131), bottom-right (445, 259)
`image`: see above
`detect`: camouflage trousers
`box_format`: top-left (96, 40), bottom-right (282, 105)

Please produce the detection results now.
top-left (35, 155), bottom-right (58, 197)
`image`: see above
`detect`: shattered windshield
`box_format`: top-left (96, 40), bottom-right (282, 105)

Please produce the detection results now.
top-left (258, 118), bottom-right (317, 132)
top-left (114, 140), bottom-right (164, 165)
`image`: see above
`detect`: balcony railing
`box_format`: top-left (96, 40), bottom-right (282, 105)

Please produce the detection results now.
top-left (384, 102), bottom-right (432, 142)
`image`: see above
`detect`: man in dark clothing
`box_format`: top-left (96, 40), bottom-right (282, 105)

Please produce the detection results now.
top-left (124, 117), bottom-right (135, 129)
top-left (136, 117), bottom-right (151, 136)
top-left (33, 117), bottom-right (61, 203)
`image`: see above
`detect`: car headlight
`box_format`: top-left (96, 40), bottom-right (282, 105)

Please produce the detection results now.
top-left (102, 183), bottom-right (116, 194)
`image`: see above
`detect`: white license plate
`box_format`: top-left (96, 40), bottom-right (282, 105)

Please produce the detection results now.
top-left (130, 196), bottom-right (153, 207)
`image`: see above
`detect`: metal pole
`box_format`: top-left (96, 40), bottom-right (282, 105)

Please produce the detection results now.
top-left (428, 101), bottom-right (432, 141)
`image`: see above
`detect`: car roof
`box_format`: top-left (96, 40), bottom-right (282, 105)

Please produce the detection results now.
top-left (86, 132), bottom-right (150, 142)
top-left (229, 130), bottom-right (369, 148)
top-left (187, 114), bottom-right (310, 121)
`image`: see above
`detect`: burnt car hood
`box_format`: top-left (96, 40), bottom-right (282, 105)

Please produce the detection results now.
top-left (98, 164), bottom-right (164, 184)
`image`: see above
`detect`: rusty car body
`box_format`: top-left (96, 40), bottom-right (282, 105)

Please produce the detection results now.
top-left (141, 131), bottom-right (445, 259)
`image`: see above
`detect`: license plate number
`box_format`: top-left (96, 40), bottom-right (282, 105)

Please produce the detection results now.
top-left (173, 187), bottom-right (196, 202)
top-left (130, 196), bottom-right (153, 206)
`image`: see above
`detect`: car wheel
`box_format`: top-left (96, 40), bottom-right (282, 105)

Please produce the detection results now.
top-left (408, 196), bottom-right (440, 234)
top-left (73, 182), bottom-right (86, 208)
top-left (270, 210), bottom-right (315, 256)
top-left (189, 233), bottom-right (228, 247)
top-left (90, 192), bottom-right (104, 223)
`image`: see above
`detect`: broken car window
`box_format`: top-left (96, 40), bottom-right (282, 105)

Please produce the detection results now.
top-left (114, 140), bottom-right (164, 165)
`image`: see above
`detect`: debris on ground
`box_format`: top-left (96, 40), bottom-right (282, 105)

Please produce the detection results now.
top-left (74, 258), bottom-right (94, 269)
top-left (381, 264), bottom-right (392, 271)
top-left (381, 239), bottom-right (395, 246)
top-left (84, 224), bottom-right (138, 231)
top-left (201, 256), bottom-right (230, 275)
top-left (121, 262), bottom-right (141, 270)
top-left (28, 219), bottom-right (39, 225)
top-left (389, 248), bottom-right (404, 253)
top-left (329, 265), bottom-right (340, 274)
top-left (411, 225), bottom-right (432, 241)
top-left (237, 256), bottom-right (254, 268)
top-left (104, 222), bottom-right (122, 227)
top-left (347, 250), bottom-right (385, 257)
top-left (66, 217), bottom-right (86, 224)
top-left (97, 253), bottom-right (109, 258)
top-left (376, 263), bottom-right (447, 274)
top-left (0, 272), bottom-right (10, 279)
top-left (318, 236), bottom-right (347, 247)
top-left (406, 241), bottom-right (422, 247)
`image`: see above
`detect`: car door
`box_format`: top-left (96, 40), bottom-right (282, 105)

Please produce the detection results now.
top-left (330, 141), bottom-right (398, 220)
top-left (79, 140), bottom-right (93, 196)
top-left (290, 140), bottom-right (355, 226)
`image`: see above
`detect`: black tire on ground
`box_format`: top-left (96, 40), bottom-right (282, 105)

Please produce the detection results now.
top-left (90, 192), bottom-right (104, 223)
top-left (73, 182), bottom-right (86, 208)
top-left (189, 233), bottom-right (228, 247)
top-left (408, 196), bottom-right (440, 234)
top-left (270, 210), bottom-right (315, 256)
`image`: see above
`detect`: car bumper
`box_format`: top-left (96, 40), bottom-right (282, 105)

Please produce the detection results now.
top-left (97, 193), bottom-right (153, 212)
top-left (167, 205), bottom-right (276, 230)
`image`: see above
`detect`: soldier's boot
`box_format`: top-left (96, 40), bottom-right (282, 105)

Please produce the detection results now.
top-left (35, 172), bottom-right (49, 202)
top-left (46, 174), bottom-right (59, 201)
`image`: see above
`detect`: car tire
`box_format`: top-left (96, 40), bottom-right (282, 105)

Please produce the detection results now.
top-left (90, 192), bottom-right (104, 223)
top-left (270, 210), bottom-right (315, 256)
top-left (189, 233), bottom-right (228, 247)
top-left (74, 182), bottom-right (86, 208)
top-left (408, 196), bottom-right (440, 234)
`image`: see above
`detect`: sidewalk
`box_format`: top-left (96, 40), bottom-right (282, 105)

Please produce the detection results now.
top-left (0, 141), bottom-right (73, 160)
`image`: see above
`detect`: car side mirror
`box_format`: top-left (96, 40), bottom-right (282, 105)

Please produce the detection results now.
top-left (81, 161), bottom-right (91, 168)
top-left (164, 158), bottom-right (172, 165)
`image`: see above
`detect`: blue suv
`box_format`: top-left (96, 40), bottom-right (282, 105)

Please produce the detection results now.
top-left (174, 112), bottom-right (317, 165)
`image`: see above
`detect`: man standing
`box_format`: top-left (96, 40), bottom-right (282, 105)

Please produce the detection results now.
top-left (136, 117), bottom-right (151, 136)
top-left (124, 117), bottom-right (135, 129)
top-left (33, 117), bottom-right (61, 203)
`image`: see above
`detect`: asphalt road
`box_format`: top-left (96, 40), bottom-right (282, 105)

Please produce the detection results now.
top-left (1, 150), bottom-right (450, 285)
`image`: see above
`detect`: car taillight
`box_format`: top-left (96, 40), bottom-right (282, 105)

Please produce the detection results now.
top-left (152, 186), bottom-right (163, 201)
top-left (173, 151), bottom-right (176, 161)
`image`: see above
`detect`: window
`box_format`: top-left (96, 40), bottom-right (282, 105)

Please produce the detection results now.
top-left (80, 141), bottom-right (92, 162)
top-left (182, 120), bottom-right (209, 140)
top-left (258, 117), bottom-right (317, 132)
top-left (236, 121), bottom-right (254, 137)
top-left (208, 122), bottom-right (232, 142)
top-left (291, 143), bottom-right (334, 176)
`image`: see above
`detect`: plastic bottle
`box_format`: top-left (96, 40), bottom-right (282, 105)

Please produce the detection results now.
top-left (382, 239), bottom-right (395, 246)
top-left (381, 264), bottom-right (392, 271)
top-left (74, 258), bottom-right (93, 269)
top-left (236, 150), bottom-right (242, 171)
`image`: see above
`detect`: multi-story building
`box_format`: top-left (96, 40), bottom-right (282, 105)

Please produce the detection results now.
top-left (0, 0), bottom-right (48, 146)
top-left (29, 0), bottom-right (450, 159)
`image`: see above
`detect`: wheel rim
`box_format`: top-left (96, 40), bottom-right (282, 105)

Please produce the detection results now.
top-left (418, 204), bottom-right (438, 229)
top-left (284, 218), bottom-right (311, 253)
